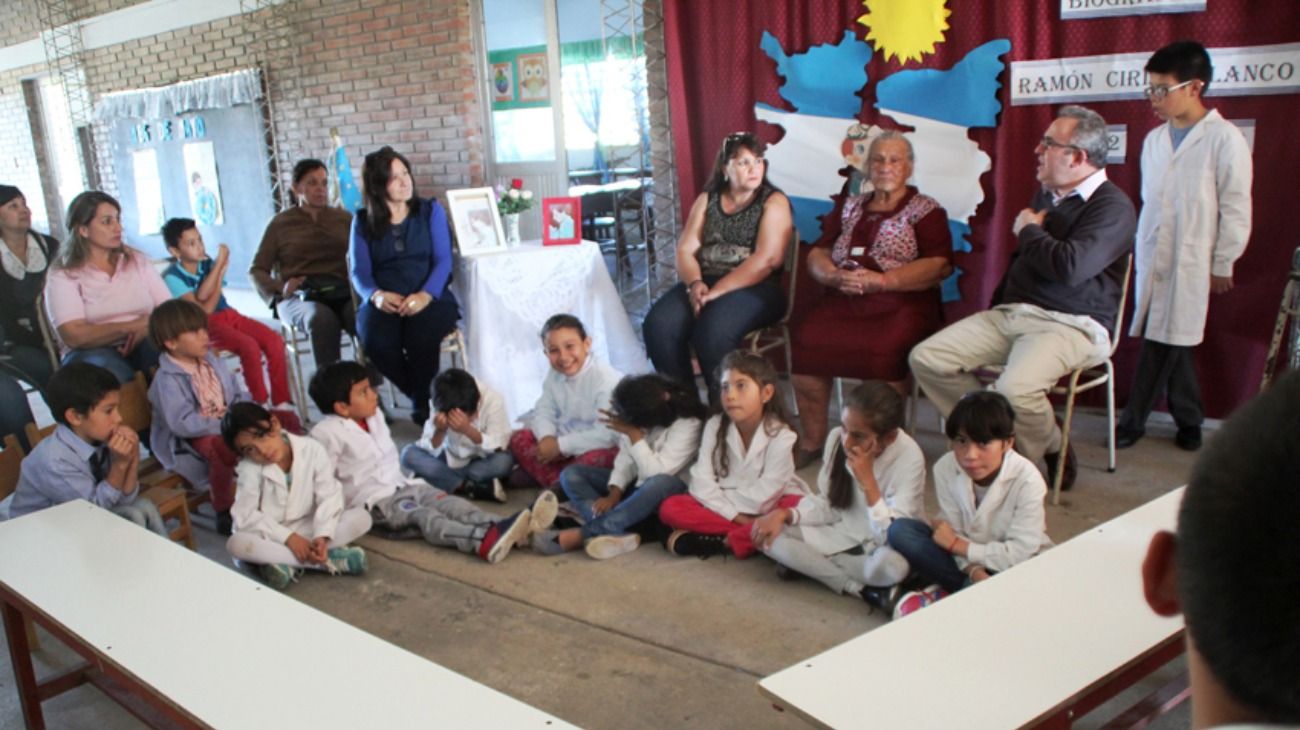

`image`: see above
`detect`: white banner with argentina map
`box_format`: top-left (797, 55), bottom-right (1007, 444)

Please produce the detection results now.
top-left (1011, 42), bottom-right (1300, 106)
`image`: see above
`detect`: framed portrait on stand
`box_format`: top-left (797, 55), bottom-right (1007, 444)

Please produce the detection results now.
top-left (542, 196), bottom-right (581, 245)
top-left (446, 187), bottom-right (506, 255)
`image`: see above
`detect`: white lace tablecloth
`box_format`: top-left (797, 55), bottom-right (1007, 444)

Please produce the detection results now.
top-left (452, 240), bottom-right (650, 423)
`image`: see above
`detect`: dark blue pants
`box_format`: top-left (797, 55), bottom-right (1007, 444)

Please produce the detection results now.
top-left (357, 297), bottom-right (460, 416)
top-left (62, 340), bottom-right (160, 384)
top-left (642, 278), bottom-right (784, 404)
top-left (887, 517), bottom-right (971, 595)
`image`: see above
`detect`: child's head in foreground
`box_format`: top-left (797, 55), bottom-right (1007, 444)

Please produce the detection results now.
top-left (540, 313), bottom-right (590, 377)
top-left (47, 362), bottom-right (123, 441)
top-left (944, 390), bottom-right (1015, 485)
top-left (309, 361), bottom-right (379, 421)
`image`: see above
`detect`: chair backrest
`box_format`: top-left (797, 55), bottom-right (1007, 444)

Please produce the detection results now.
top-left (33, 293), bottom-right (61, 370)
top-left (1106, 254), bottom-right (1135, 358)
top-left (777, 232), bottom-right (801, 323)
top-left (117, 371), bottom-right (154, 433)
top-left (25, 423), bottom-right (55, 448)
top-left (0, 434), bottom-right (23, 502)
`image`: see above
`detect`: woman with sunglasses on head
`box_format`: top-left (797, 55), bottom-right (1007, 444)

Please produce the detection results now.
top-left (349, 146), bottom-right (460, 426)
top-left (642, 132), bottom-right (793, 407)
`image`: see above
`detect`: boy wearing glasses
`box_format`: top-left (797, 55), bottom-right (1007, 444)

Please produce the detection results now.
top-left (1119, 41), bottom-right (1253, 452)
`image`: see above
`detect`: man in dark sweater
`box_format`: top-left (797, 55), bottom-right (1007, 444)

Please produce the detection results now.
top-left (909, 105), bottom-right (1136, 490)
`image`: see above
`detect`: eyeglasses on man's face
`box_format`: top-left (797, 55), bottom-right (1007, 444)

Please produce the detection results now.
top-left (1143, 79), bottom-right (1194, 101)
top-left (1038, 136), bottom-right (1083, 153)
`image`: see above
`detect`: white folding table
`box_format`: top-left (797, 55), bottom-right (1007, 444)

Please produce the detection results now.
top-left (758, 488), bottom-right (1187, 729)
top-left (0, 501), bottom-right (576, 729)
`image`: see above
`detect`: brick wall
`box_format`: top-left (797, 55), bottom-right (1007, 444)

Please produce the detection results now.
top-left (2, 0), bottom-right (485, 228)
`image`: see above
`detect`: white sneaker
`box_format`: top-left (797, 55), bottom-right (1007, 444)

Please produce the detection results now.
top-left (525, 491), bottom-right (559, 545)
top-left (491, 478), bottom-right (507, 502)
top-left (485, 509), bottom-right (531, 564)
top-left (584, 533), bottom-right (641, 560)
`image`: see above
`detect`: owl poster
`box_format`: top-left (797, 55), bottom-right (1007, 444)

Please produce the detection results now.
top-left (491, 61), bottom-right (515, 103)
top-left (517, 53), bottom-right (549, 104)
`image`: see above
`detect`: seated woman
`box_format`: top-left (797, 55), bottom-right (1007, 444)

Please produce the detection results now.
top-left (791, 131), bottom-right (952, 464)
top-left (250, 159), bottom-right (357, 369)
top-left (43, 191), bottom-right (171, 383)
top-left (642, 132), bottom-right (793, 405)
top-left (0, 184), bottom-right (58, 398)
top-left (350, 146), bottom-right (460, 426)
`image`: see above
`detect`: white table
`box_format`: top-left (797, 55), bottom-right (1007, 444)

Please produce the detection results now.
top-left (758, 489), bottom-right (1187, 729)
top-left (0, 501), bottom-right (575, 729)
top-left (453, 240), bottom-right (650, 422)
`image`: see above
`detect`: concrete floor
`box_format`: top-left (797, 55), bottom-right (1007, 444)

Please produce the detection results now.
top-left (0, 396), bottom-right (1200, 729)
top-left (1, 285), bottom-right (1200, 728)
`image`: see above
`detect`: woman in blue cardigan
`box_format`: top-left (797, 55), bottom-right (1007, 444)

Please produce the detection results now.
top-left (349, 146), bottom-right (460, 426)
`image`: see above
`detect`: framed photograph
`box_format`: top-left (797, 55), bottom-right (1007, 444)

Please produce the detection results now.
top-left (446, 187), bottom-right (506, 255)
top-left (490, 61), bottom-right (515, 104)
top-left (542, 196), bottom-right (581, 245)
top-left (517, 52), bottom-right (550, 104)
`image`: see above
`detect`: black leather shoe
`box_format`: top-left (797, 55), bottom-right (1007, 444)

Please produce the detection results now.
top-left (1044, 444), bottom-right (1078, 491)
top-left (1115, 428), bottom-right (1143, 449)
top-left (1175, 426), bottom-right (1203, 451)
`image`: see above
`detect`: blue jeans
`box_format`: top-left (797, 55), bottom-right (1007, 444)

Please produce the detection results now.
top-left (887, 518), bottom-right (972, 594)
top-left (642, 278), bottom-right (785, 405)
top-left (559, 464), bottom-right (688, 539)
top-left (62, 341), bottom-right (161, 384)
top-left (0, 371), bottom-right (35, 451)
top-left (399, 445), bottom-right (514, 491)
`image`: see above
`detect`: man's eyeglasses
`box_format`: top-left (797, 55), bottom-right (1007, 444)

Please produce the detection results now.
top-left (1143, 79), bottom-right (1194, 101)
top-left (1038, 136), bottom-right (1083, 153)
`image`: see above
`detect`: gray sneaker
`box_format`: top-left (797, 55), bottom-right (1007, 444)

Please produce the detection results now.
top-left (585, 533), bottom-right (640, 560)
top-left (325, 546), bottom-right (368, 575)
top-left (530, 528), bottom-right (568, 556)
top-left (528, 490), bottom-right (559, 540)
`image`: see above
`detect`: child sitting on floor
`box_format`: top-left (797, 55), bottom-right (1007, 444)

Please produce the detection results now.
top-left (887, 390), bottom-right (1051, 619)
top-left (10, 362), bottom-right (165, 534)
top-left (160, 217), bottom-right (292, 409)
top-left (509, 314), bottom-right (622, 491)
top-left (221, 402), bottom-right (370, 590)
top-left (753, 381), bottom-right (926, 613)
top-left (534, 373), bottom-right (707, 560)
top-left (659, 351), bottom-right (805, 559)
top-left (147, 299), bottom-right (303, 535)
top-left (309, 361), bottom-right (554, 564)
top-left (400, 368), bottom-right (514, 503)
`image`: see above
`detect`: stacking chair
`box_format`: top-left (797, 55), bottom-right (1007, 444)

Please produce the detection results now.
top-left (744, 236), bottom-right (801, 414)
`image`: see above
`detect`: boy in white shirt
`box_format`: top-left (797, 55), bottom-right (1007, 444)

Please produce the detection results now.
top-left (221, 402), bottom-right (369, 590)
top-left (308, 362), bottom-right (554, 564)
top-left (399, 368), bottom-right (514, 503)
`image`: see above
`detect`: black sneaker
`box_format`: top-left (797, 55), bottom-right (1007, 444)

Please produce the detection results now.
top-left (1175, 426), bottom-right (1202, 451)
top-left (666, 530), bottom-right (728, 558)
top-left (1115, 427), bottom-right (1144, 449)
top-left (458, 479), bottom-right (507, 503)
top-left (774, 563), bottom-right (803, 582)
top-left (216, 509), bottom-right (233, 536)
top-left (860, 584), bottom-right (901, 615)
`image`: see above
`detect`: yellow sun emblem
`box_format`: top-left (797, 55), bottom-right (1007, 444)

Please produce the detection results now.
top-left (858, 0), bottom-right (952, 65)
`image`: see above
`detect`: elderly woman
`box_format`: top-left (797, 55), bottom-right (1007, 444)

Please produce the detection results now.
top-left (250, 158), bottom-right (357, 368)
top-left (0, 185), bottom-right (58, 392)
top-left (43, 191), bottom-right (171, 383)
top-left (642, 132), bottom-right (793, 404)
top-left (791, 131), bottom-right (952, 463)
top-left (349, 146), bottom-right (459, 426)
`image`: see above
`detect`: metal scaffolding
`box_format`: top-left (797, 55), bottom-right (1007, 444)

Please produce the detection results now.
top-left (35, 0), bottom-right (96, 198)
top-left (238, 0), bottom-right (301, 212)
top-left (600, 0), bottom-right (680, 317)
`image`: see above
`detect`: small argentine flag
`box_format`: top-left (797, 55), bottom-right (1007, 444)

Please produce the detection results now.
top-left (329, 128), bottom-right (362, 212)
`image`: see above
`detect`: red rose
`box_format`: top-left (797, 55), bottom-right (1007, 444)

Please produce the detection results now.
top-left (510, 178), bottom-right (524, 189)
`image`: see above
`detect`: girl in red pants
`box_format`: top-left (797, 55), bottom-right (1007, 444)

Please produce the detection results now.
top-left (659, 351), bottom-right (805, 558)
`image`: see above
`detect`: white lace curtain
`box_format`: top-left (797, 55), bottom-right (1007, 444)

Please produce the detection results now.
top-left (93, 68), bottom-right (262, 120)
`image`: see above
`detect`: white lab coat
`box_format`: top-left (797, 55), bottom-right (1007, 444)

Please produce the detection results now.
top-left (310, 412), bottom-right (423, 510)
top-left (1129, 109), bottom-right (1253, 347)
top-left (934, 449), bottom-right (1052, 573)
top-left (230, 432), bottom-right (344, 543)
top-left (606, 417), bottom-right (704, 488)
top-left (412, 379), bottom-right (511, 469)
top-left (526, 357), bottom-right (622, 456)
top-left (687, 415), bottom-right (806, 521)
top-left (790, 428), bottom-right (927, 556)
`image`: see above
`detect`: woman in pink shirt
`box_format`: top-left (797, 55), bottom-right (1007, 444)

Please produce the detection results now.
top-left (44, 191), bottom-right (172, 382)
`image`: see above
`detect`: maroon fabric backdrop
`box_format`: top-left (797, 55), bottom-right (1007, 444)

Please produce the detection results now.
top-left (662, 1), bottom-right (1300, 418)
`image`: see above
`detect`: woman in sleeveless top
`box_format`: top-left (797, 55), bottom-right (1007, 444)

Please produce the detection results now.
top-left (642, 132), bottom-right (793, 406)
top-left (790, 132), bottom-right (953, 464)
top-left (349, 146), bottom-right (460, 426)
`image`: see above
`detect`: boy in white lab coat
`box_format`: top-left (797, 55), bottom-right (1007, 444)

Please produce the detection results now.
top-left (222, 402), bottom-right (370, 590)
top-left (1119, 41), bottom-right (1253, 452)
top-left (308, 361), bottom-right (555, 564)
